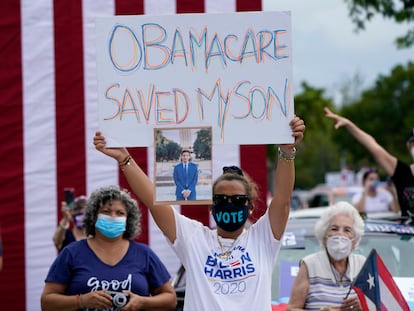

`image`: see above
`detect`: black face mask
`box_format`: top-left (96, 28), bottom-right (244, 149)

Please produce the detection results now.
top-left (212, 203), bottom-right (249, 232)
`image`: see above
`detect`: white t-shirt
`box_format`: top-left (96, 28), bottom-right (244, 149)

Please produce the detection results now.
top-left (169, 208), bottom-right (281, 311)
top-left (352, 188), bottom-right (393, 213)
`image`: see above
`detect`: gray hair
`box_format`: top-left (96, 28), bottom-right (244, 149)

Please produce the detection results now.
top-left (83, 185), bottom-right (141, 239)
top-left (314, 201), bottom-right (364, 247)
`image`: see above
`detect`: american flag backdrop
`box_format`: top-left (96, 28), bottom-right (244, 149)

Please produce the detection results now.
top-left (0, 0), bottom-right (269, 310)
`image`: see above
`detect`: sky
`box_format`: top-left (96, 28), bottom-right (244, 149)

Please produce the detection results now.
top-left (263, 0), bottom-right (414, 101)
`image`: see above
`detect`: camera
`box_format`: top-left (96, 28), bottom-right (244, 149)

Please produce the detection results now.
top-left (64, 188), bottom-right (75, 210)
top-left (107, 291), bottom-right (129, 308)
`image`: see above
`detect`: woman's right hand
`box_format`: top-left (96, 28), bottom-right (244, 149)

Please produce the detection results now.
top-left (80, 290), bottom-right (113, 310)
top-left (93, 131), bottom-right (129, 163)
top-left (61, 202), bottom-right (71, 220)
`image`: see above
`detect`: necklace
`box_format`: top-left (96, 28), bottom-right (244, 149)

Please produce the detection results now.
top-left (329, 260), bottom-right (349, 287)
top-left (217, 233), bottom-right (238, 259)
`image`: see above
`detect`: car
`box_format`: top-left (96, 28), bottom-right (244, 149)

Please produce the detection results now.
top-left (171, 214), bottom-right (414, 310)
top-left (271, 216), bottom-right (414, 310)
top-left (289, 206), bottom-right (403, 221)
top-left (306, 184), bottom-right (362, 208)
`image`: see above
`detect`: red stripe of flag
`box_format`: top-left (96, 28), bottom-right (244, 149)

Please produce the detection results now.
top-left (54, 0), bottom-right (86, 205)
top-left (236, 0), bottom-right (262, 11)
top-left (241, 145), bottom-right (268, 221)
top-left (177, 0), bottom-right (205, 13)
top-left (353, 287), bottom-right (371, 310)
top-left (116, 0), bottom-right (144, 14)
top-left (0, 0), bottom-right (26, 309)
top-left (377, 253), bottom-right (410, 310)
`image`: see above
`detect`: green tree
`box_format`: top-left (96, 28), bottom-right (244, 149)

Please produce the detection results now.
top-left (166, 141), bottom-right (181, 161)
top-left (193, 128), bottom-right (212, 160)
top-left (344, 0), bottom-right (414, 48)
top-left (268, 82), bottom-right (340, 190)
top-left (154, 129), bottom-right (181, 161)
top-left (294, 83), bottom-right (342, 188)
top-left (156, 144), bottom-right (167, 162)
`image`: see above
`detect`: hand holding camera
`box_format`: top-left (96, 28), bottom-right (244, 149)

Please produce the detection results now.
top-left (107, 291), bottom-right (130, 308)
top-left (368, 180), bottom-right (380, 192)
top-left (76, 290), bottom-right (128, 309)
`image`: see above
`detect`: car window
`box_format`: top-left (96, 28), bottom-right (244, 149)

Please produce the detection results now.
top-left (357, 234), bottom-right (414, 277)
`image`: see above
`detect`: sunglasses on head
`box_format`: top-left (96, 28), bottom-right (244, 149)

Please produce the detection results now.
top-left (223, 166), bottom-right (243, 176)
top-left (213, 194), bottom-right (250, 206)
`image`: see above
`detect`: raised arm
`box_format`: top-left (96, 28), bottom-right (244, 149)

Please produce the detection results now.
top-left (324, 107), bottom-right (397, 176)
top-left (52, 202), bottom-right (71, 251)
top-left (93, 132), bottom-right (177, 242)
top-left (269, 116), bottom-right (305, 240)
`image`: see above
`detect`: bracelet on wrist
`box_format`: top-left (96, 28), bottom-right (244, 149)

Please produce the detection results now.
top-left (278, 146), bottom-right (296, 162)
top-left (77, 294), bottom-right (84, 309)
top-left (119, 155), bottom-right (132, 171)
top-left (119, 154), bottom-right (131, 165)
top-left (60, 221), bottom-right (69, 230)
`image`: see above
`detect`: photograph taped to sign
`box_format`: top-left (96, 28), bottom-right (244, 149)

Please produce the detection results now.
top-left (154, 126), bottom-right (213, 205)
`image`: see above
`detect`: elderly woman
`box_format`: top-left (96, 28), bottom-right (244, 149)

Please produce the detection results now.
top-left (41, 185), bottom-right (177, 311)
top-left (287, 201), bottom-right (365, 311)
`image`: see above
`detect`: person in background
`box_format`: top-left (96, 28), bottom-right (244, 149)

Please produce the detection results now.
top-left (287, 202), bottom-right (365, 311)
top-left (93, 116), bottom-right (305, 310)
top-left (352, 168), bottom-right (399, 216)
top-left (52, 195), bottom-right (87, 252)
top-left (41, 185), bottom-right (176, 311)
top-left (325, 107), bottom-right (414, 224)
top-left (173, 149), bottom-right (198, 201)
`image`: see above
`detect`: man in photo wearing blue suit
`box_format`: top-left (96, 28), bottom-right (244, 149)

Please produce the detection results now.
top-left (173, 150), bottom-right (198, 201)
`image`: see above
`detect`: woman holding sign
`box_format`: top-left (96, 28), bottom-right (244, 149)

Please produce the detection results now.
top-left (93, 115), bottom-right (305, 310)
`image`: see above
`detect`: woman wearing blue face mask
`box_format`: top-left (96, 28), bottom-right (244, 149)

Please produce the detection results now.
top-left (41, 185), bottom-right (177, 311)
top-left (92, 116), bottom-right (305, 310)
top-left (287, 202), bottom-right (365, 311)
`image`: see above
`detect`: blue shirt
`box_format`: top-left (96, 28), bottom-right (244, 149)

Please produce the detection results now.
top-left (45, 239), bottom-right (171, 297)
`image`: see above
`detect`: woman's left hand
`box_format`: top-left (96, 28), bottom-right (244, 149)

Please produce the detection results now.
top-left (286, 115), bottom-right (305, 148)
top-left (341, 296), bottom-right (361, 310)
top-left (119, 291), bottom-right (144, 311)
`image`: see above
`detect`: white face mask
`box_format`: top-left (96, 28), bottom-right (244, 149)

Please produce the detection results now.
top-left (326, 235), bottom-right (353, 261)
top-left (410, 146), bottom-right (414, 162)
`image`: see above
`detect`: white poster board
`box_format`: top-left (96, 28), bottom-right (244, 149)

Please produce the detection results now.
top-left (95, 11), bottom-right (294, 147)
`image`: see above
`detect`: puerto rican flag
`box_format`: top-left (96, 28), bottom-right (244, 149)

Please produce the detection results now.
top-left (352, 248), bottom-right (410, 311)
top-left (0, 0), bottom-right (268, 310)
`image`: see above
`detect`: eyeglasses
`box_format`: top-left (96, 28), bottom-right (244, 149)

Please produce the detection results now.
top-left (222, 166), bottom-right (243, 176)
top-left (213, 194), bottom-right (250, 206)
